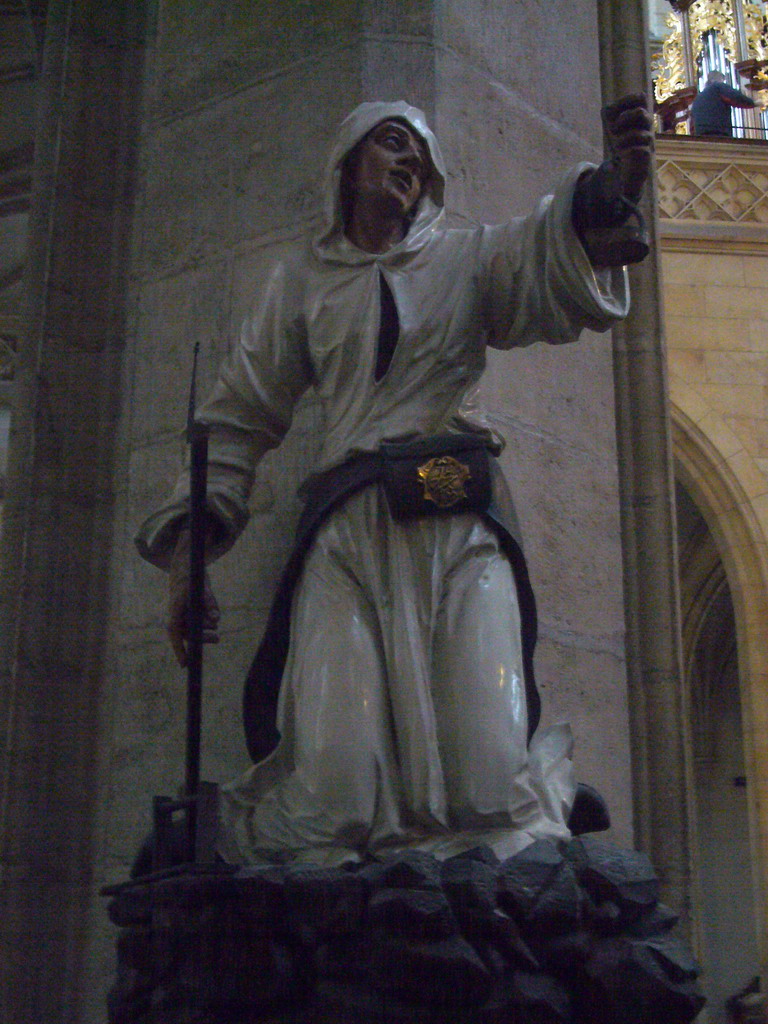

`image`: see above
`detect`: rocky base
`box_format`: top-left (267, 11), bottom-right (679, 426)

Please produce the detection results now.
top-left (106, 836), bottom-right (705, 1024)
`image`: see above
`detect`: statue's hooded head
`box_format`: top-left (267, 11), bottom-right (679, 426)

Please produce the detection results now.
top-left (314, 101), bottom-right (446, 262)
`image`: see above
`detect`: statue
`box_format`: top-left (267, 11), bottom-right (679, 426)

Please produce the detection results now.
top-left (136, 97), bottom-right (653, 869)
top-left (113, 98), bottom-right (710, 1024)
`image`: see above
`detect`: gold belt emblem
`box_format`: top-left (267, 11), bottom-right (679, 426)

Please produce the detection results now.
top-left (417, 455), bottom-right (471, 508)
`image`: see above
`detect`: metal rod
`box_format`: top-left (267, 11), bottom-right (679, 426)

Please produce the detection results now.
top-left (184, 344), bottom-right (209, 843)
top-left (185, 431), bottom-right (208, 797)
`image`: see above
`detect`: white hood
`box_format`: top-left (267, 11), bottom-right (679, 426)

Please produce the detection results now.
top-left (313, 100), bottom-right (447, 264)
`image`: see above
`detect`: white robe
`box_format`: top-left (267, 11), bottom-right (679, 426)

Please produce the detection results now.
top-left (136, 101), bottom-right (629, 865)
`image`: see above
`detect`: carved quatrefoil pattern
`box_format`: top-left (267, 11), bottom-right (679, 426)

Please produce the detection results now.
top-left (658, 157), bottom-right (768, 223)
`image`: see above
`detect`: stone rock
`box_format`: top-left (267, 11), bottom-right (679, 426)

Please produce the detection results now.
top-left (448, 844), bottom-right (500, 867)
top-left (106, 839), bottom-right (704, 1023)
top-left (313, 977), bottom-right (432, 1024)
top-left (231, 864), bottom-right (290, 926)
top-left (481, 970), bottom-right (571, 1024)
top-left (315, 934), bottom-right (379, 987)
top-left (643, 933), bottom-right (700, 984)
top-left (365, 850), bottom-right (443, 891)
top-left (107, 886), bottom-right (154, 929)
top-left (107, 963), bottom-right (153, 1024)
top-left (566, 836), bottom-right (659, 918)
top-left (460, 907), bottom-right (541, 971)
top-left (539, 928), bottom-right (592, 972)
top-left (284, 863), bottom-right (367, 939)
top-left (442, 855), bottom-right (498, 917)
top-left (497, 839), bottom-right (583, 935)
top-left (583, 893), bottom-right (623, 935)
top-left (150, 866), bottom-right (241, 907)
top-left (577, 934), bottom-right (706, 1024)
top-left (115, 925), bottom-right (154, 973)
top-left (367, 886), bottom-right (457, 943)
top-left (627, 902), bottom-right (680, 939)
top-left (179, 937), bottom-right (297, 1013)
top-left (365, 931), bottom-right (493, 1007)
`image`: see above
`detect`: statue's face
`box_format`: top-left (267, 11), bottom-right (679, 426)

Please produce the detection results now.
top-left (349, 119), bottom-right (428, 218)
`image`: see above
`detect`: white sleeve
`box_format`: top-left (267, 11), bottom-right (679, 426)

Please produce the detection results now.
top-left (480, 164), bottom-right (630, 351)
top-left (136, 259), bottom-right (313, 568)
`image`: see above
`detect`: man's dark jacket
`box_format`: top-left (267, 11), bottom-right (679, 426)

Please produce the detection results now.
top-left (691, 80), bottom-right (755, 137)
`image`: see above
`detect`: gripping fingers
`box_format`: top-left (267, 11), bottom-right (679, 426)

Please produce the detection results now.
top-left (603, 93), bottom-right (649, 124)
top-left (168, 605), bottom-right (189, 668)
top-left (604, 97), bottom-right (653, 150)
top-left (602, 94), bottom-right (653, 201)
top-left (609, 105), bottom-right (653, 133)
top-left (166, 574), bottom-right (221, 669)
top-left (166, 605), bottom-right (220, 668)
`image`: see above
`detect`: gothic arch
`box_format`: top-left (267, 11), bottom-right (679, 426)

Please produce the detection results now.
top-left (672, 400), bottom-right (768, 983)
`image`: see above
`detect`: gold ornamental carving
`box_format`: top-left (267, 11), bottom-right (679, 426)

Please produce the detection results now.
top-left (690, 0), bottom-right (739, 59)
top-left (653, 0), bottom-right (768, 104)
top-left (653, 11), bottom-right (690, 103)
top-left (417, 455), bottom-right (471, 508)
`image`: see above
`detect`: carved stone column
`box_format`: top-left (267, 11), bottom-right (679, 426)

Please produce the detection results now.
top-left (597, 0), bottom-right (694, 937)
top-left (680, 8), bottom-right (697, 88)
top-left (668, 1), bottom-right (697, 87)
top-left (731, 0), bottom-right (750, 61)
top-left (0, 2), bottom-right (148, 1020)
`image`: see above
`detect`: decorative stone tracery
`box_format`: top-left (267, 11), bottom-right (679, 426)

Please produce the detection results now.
top-left (655, 135), bottom-right (768, 251)
top-left (657, 152), bottom-right (768, 222)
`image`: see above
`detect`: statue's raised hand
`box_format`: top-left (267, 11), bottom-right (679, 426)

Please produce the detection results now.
top-left (571, 93), bottom-right (653, 265)
top-left (602, 93), bottom-right (653, 202)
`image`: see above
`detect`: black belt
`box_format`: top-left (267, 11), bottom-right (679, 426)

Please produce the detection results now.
top-left (299, 433), bottom-right (493, 523)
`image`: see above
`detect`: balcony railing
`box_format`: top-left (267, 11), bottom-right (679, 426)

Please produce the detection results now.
top-left (655, 134), bottom-right (768, 250)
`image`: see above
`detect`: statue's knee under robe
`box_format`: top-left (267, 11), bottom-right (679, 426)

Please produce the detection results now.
top-left (218, 486), bottom-right (573, 865)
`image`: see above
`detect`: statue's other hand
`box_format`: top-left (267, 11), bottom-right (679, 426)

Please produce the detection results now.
top-left (603, 92), bottom-right (653, 201)
top-left (167, 528), bottom-right (221, 669)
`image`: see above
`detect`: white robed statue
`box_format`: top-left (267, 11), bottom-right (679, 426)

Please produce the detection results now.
top-left (137, 98), bottom-right (652, 867)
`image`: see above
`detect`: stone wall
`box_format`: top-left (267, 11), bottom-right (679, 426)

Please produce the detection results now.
top-left (658, 134), bottom-right (768, 987)
top-left (0, 3), bottom-right (639, 1021)
top-left (665, 248), bottom-right (768, 482)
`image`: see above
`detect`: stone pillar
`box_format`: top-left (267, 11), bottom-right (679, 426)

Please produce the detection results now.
top-left (597, 0), bottom-right (694, 935)
top-left (0, 1), bottom-right (148, 1020)
top-left (731, 0), bottom-right (750, 63)
top-left (679, 8), bottom-right (697, 88)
